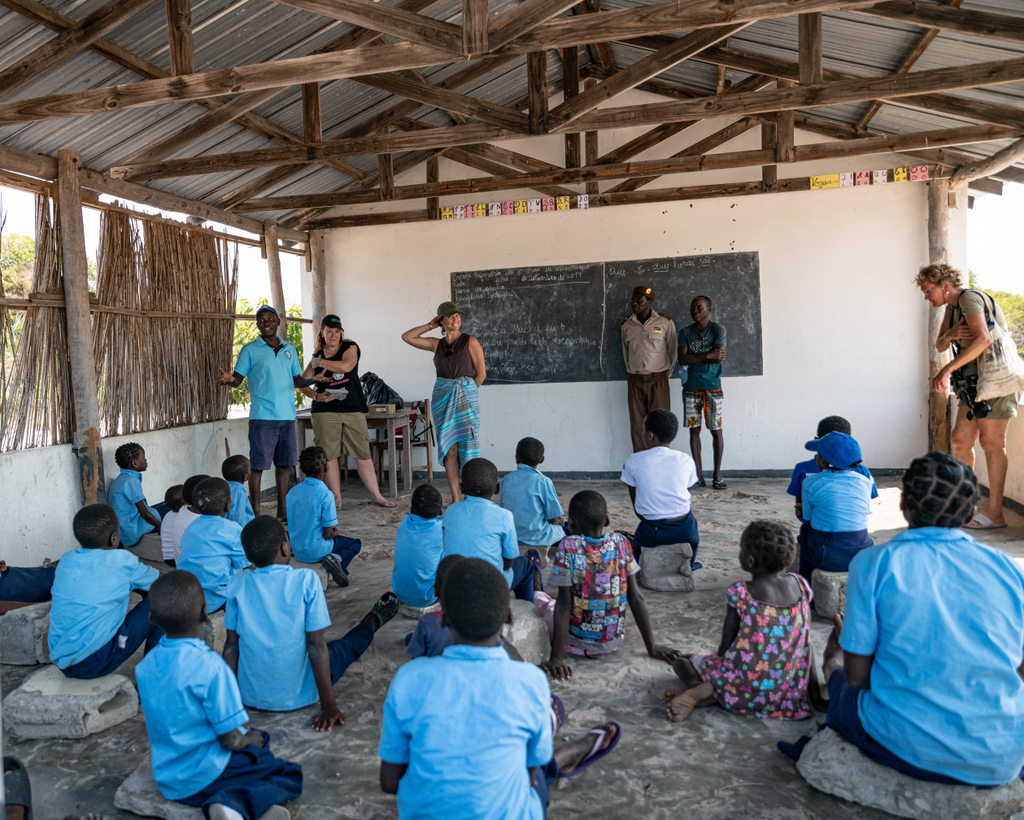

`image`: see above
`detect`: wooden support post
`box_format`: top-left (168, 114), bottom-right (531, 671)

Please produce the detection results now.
top-left (302, 82), bottom-right (322, 142)
top-left (310, 229), bottom-right (327, 335)
top-left (165, 0), bottom-right (194, 75)
top-left (761, 119), bottom-right (777, 190)
top-left (462, 0), bottom-right (488, 56)
top-left (377, 128), bottom-right (395, 200)
top-left (426, 155), bottom-right (440, 219)
top-left (527, 51), bottom-right (548, 135)
top-left (776, 79), bottom-right (795, 163)
top-left (584, 77), bottom-right (599, 195)
top-left (799, 12), bottom-right (823, 86)
top-left (562, 45), bottom-right (580, 167)
top-left (58, 149), bottom-right (105, 506)
top-left (265, 218), bottom-right (287, 332)
top-left (926, 177), bottom-right (953, 452)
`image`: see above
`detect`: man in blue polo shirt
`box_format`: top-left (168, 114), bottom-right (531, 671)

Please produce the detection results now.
top-left (218, 305), bottom-right (327, 520)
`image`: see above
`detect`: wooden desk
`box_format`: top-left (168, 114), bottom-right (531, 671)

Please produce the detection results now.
top-left (296, 409), bottom-right (412, 498)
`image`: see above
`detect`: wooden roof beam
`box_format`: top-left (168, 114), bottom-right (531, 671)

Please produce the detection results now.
top-left (951, 135), bottom-right (1024, 187)
top-left (165, 0), bottom-right (194, 75)
top-left (798, 12), bottom-right (822, 86)
top-left (857, 1), bottom-right (1024, 47)
top-left (488, 0), bottom-right (579, 53)
top-left (463, 0), bottom-right (488, 55)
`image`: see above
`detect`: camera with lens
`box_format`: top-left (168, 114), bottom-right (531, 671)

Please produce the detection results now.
top-left (952, 373), bottom-right (992, 420)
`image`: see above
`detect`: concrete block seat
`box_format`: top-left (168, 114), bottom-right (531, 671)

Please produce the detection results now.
top-left (125, 533), bottom-right (164, 563)
top-left (199, 609), bottom-right (227, 655)
top-left (115, 755), bottom-right (204, 820)
top-left (811, 569), bottom-right (847, 619)
top-left (500, 599), bottom-right (551, 666)
top-left (289, 558), bottom-right (329, 591)
top-left (399, 600), bottom-right (440, 620)
top-left (2, 665), bottom-right (138, 739)
top-left (637, 544), bottom-right (695, 593)
top-left (0, 601), bottom-right (51, 665)
top-left (797, 728), bottom-right (1024, 820)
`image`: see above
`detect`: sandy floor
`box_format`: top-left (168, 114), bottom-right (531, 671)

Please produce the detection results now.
top-left (4, 475), bottom-right (1023, 819)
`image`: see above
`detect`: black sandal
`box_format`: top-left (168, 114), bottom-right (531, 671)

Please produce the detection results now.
top-left (5, 757), bottom-right (32, 820)
top-left (712, 479), bottom-right (728, 490)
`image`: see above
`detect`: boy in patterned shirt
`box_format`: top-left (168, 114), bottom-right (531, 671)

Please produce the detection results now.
top-left (542, 490), bottom-right (679, 681)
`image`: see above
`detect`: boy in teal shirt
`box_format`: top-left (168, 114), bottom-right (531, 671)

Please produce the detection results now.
top-left (677, 296), bottom-right (727, 489)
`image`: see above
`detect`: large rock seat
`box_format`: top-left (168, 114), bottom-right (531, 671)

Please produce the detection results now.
top-left (399, 600), bottom-right (440, 620)
top-left (115, 754), bottom-right (203, 820)
top-left (0, 601), bottom-right (51, 665)
top-left (199, 609), bottom-right (227, 654)
top-left (500, 599), bottom-right (551, 666)
top-left (811, 569), bottom-right (847, 619)
top-left (637, 544), bottom-right (695, 592)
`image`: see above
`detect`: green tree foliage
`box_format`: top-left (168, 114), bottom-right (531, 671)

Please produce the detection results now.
top-left (230, 298), bottom-right (306, 409)
top-left (1, 233), bottom-right (33, 297)
top-left (983, 289), bottom-right (1024, 354)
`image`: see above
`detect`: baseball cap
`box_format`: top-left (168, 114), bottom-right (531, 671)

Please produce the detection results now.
top-left (633, 286), bottom-right (655, 300)
top-left (437, 301), bottom-right (462, 318)
top-left (322, 314), bottom-right (342, 329)
top-left (805, 432), bottom-right (863, 469)
top-left (255, 305), bottom-right (278, 318)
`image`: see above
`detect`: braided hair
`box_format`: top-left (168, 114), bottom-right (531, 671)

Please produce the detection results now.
top-left (741, 520), bottom-right (797, 574)
top-left (901, 451), bottom-right (978, 529)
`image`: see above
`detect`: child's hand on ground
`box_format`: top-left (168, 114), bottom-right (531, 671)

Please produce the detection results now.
top-left (312, 706), bottom-right (345, 732)
top-left (543, 656), bottom-right (573, 682)
top-left (647, 645), bottom-right (681, 663)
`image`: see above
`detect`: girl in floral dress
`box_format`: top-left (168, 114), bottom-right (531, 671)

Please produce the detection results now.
top-left (666, 520), bottom-right (814, 722)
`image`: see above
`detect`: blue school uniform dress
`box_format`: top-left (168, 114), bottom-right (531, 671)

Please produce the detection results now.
top-left (234, 335), bottom-right (302, 471)
top-left (392, 514), bottom-right (444, 608)
top-left (830, 528), bottom-right (1024, 786)
top-left (798, 470), bottom-right (873, 579)
top-left (442, 497), bottom-right (536, 600)
top-left (136, 636), bottom-right (302, 818)
top-left (48, 548), bottom-right (162, 678)
top-left (379, 644), bottom-right (553, 819)
top-left (177, 516), bottom-right (248, 613)
top-left (108, 468), bottom-right (160, 547)
top-left (499, 465), bottom-right (564, 547)
top-left (285, 478), bottom-right (362, 569)
top-left (224, 565), bottom-right (373, 710)
top-left (226, 481), bottom-right (255, 529)
top-left (787, 458), bottom-right (878, 523)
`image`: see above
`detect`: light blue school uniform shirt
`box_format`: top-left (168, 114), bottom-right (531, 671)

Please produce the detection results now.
top-left (442, 497), bottom-right (519, 588)
top-left (108, 469), bottom-right (160, 547)
top-left (136, 637), bottom-right (249, 800)
top-left (48, 548), bottom-right (159, 668)
top-left (224, 565), bottom-right (331, 711)
top-left (234, 336), bottom-right (301, 421)
top-left (499, 465), bottom-right (564, 547)
top-left (787, 458), bottom-right (878, 523)
top-left (392, 514), bottom-right (444, 608)
top-left (286, 478), bottom-right (337, 563)
top-left (801, 469), bottom-right (873, 532)
top-left (379, 644), bottom-right (552, 820)
top-left (177, 516), bottom-right (248, 612)
top-left (225, 481), bottom-right (255, 529)
top-left (841, 527), bottom-right (1024, 786)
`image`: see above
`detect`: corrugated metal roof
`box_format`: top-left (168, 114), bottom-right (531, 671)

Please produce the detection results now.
top-left (0, 0), bottom-right (1022, 225)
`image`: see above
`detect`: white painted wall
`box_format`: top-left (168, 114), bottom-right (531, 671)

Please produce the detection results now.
top-left (974, 413), bottom-right (1024, 512)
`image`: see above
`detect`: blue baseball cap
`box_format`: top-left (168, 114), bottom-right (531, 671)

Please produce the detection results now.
top-left (255, 304), bottom-right (278, 318)
top-left (805, 432), bottom-right (862, 469)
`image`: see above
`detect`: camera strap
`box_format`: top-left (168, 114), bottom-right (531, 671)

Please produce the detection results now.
top-left (949, 289), bottom-right (995, 358)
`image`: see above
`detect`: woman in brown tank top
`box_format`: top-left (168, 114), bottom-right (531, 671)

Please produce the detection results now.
top-left (402, 301), bottom-right (486, 502)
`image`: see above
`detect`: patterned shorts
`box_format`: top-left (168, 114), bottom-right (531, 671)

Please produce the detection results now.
top-left (684, 389), bottom-right (723, 430)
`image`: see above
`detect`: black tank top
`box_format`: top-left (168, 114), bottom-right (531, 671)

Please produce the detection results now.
top-left (312, 340), bottom-right (368, 413)
top-left (433, 333), bottom-right (476, 379)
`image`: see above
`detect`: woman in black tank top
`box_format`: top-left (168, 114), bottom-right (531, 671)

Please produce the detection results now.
top-left (300, 314), bottom-right (395, 508)
top-left (401, 301), bottom-right (487, 502)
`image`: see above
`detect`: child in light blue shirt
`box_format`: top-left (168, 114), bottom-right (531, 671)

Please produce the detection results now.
top-left (48, 504), bottom-right (163, 679)
top-left (136, 570), bottom-right (301, 820)
top-left (392, 485), bottom-right (444, 609)
top-left (500, 437), bottom-right (565, 549)
top-left (223, 516), bottom-right (399, 731)
top-left (406, 554), bottom-right (463, 659)
top-left (108, 441), bottom-right (161, 549)
top-left (222, 455), bottom-right (255, 529)
top-left (177, 478), bottom-right (249, 613)
top-left (287, 446), bottom-right (361, 588)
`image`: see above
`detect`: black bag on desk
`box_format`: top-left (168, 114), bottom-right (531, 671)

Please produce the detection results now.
top-left (360, 372), bottom-right (405, 410)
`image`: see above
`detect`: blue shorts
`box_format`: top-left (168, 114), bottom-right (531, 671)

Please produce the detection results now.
top-left (248, 420), bottom-right (298, 471)
top-left (633, 513), bottom-right (700, 561)
top-left (798, 524), bottom-right (872, 581)
top-left (0, 565), bottom-right (56, 603)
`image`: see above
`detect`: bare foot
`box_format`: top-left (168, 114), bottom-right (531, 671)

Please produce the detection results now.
top-left (372, 497), bottom-right (397, 508)
top-left (665, 682), bottom-right (714, 722)
top-left (555, 723), bottom-right (619, 774)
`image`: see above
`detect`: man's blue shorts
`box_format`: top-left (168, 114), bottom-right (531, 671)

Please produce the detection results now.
top-left (248, 420), bottom-right (298, 471)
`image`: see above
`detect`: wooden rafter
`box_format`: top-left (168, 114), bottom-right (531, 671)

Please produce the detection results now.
top-left (463, 0), bottom-right (488, 55)
top-left (578, 0), bottom-right (615, 72)
top-left (528, 51), bottom-right (548, 134)
top-left (798, 12), bottom-right (822, 86)
top-left (377, 129), bottom-right (396, 199)
top-left (562, 45), bottom-right (581, 169)
top-left (165, 0), bottom-right (194, 76)
top-left (951, 136), bottom-right (1024, 187)
top-left (858, 1), bottom-right (1024, 46)
top-left (488, 0), bottom-right (579, 53)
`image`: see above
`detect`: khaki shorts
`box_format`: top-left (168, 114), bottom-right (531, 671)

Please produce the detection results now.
top-left (957, 391), bottom-right (1021, 420)
top-left (311, 411), bottom-right (372, 461)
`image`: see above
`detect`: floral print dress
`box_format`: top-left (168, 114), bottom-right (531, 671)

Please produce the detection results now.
top-left (690, 574), bottom-right (813, 720)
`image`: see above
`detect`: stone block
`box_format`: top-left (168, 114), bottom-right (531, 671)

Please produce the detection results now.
top-left (637, 544), bottom-right (695, 593)
top-left (500, 599), bottom-right (551, 666)
top-left (400, 600), bottom-right (440, 620)
top-left (797, 728), bottom-right (1024, 820)
top-left (290, 558), bottom-right (329, 591)
top-left (115, 754), bottom-right (203, 820)
top-left (0, 601), bottom-right (51, 665)
top-left (811, 569), bottom-right (848, 619)
top-left (2, 665), bottom-right (138, 739)
top-left (126, 532), bottom-right (164, 562)
top-left (200, 609), bottom-right (227, 654)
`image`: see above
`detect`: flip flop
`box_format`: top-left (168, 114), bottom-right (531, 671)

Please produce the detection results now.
top-left (5, 756), bottom-right (32, 820)
top-left (561, 723), bottom-right (622, 778)
top-left (691, 479), bottom-right (706, 489)
top-left (963, 514), bottom-right (1008, 531)
top-left (550, 695), bottom-right (565, 737)
top-left (712, 479), bottom-right (728, 490)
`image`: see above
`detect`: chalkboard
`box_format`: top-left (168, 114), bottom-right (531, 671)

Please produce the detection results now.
top-left (450, 252), bottom-right (762, 385)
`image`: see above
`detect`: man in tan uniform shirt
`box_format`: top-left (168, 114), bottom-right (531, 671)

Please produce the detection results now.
top-left (621, 285), bottom-right (677, 452)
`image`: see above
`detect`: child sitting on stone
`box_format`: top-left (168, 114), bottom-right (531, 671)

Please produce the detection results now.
top-left (222, 455), bottom-right (255, 529)
top-left (287, 446), bottom-right (362, 588)
top-left (159, 484), bottom-right (185, 567)
top-left (392, 484), bottom-right (444, 609)
top-left (0, 560), bottom-right (57, 610)
top-left (442, 458), bottom-right (540, 601)
top-left (107, 442), bottom-right (161, 553)
top-left (620, 409), bottom-right (701, 570)
top-left (499, 437), bottom-right (565, 554)
top-left (169, 474), bottom-right (208, 562)
top-left (177, 478), bottom-right (249, 613)
top-left (406, 554), bottom-right (464, 659)
top-left (136, 570), bottom-right (302, 820)
top-left (665, 520), bottom-right (813, 722)
top-left (48, 504), bottom-right (163, 679)
top-left (224, 516), bottom-right (399, 732)
top-left (543, 490), bottom-right (678, 680)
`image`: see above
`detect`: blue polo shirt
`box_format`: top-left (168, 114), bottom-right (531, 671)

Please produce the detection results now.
top-left (788, 458), bottom-right (879, 523)
top-left (225, 481), bottom-right (255, 529)
top-left (136, 637), bottom-right (249, 800)
top-left (841, 528), bottom-right (1024, 785)
top-left (379, 644), bottom-right (552, 819)
top-left (108, 469), bottom-right (160, 547)
top-left (286, 478), bottom-right (337, 563)
top-left (802, 470), bottom-right (873, 532)
top-left (499, 465), bottom-right (564, 548)
top-left (224, 565), bottom-right (331, 711)
top-left (234, 336), bottom-right (301, 421)
top-left (177, 516), bottom-right (248, 612)
top-left (442, 497), bottom-right (519, 588)
top-left (48, 548), bottom-right (159, 668)
top-left (392, 514), bottom-right (444, 608)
